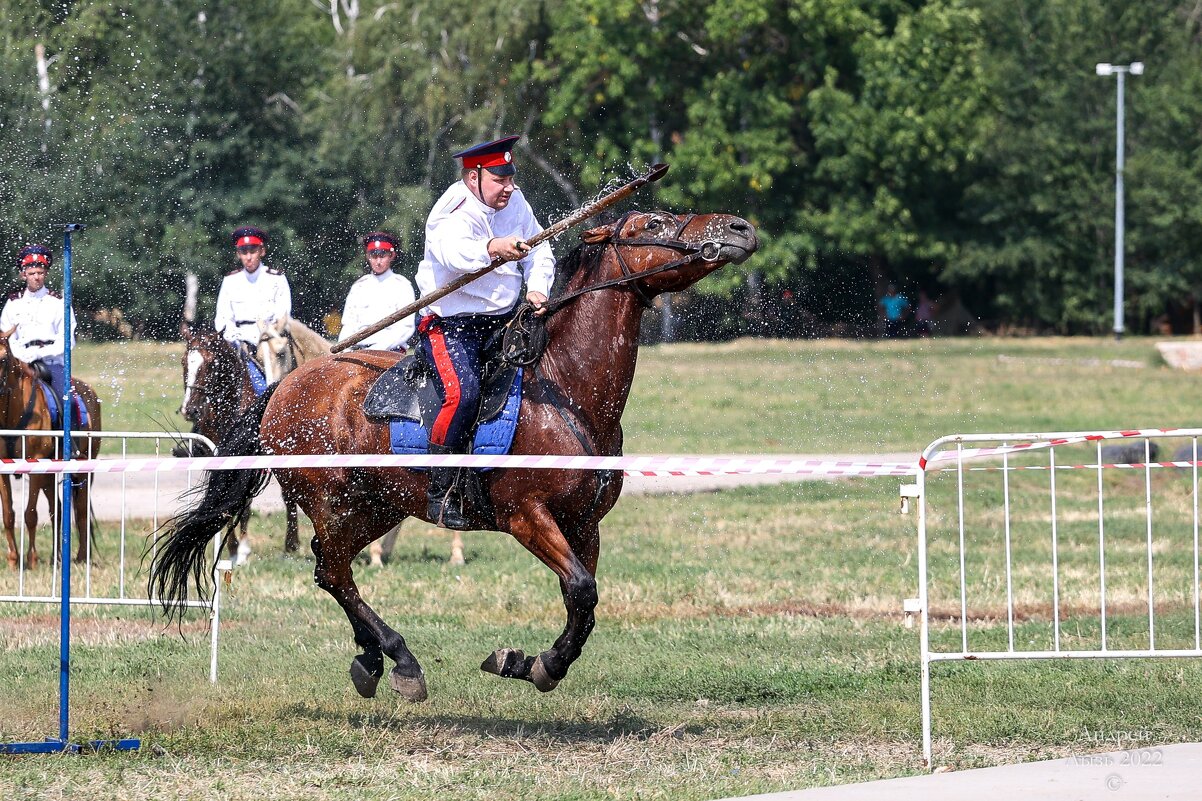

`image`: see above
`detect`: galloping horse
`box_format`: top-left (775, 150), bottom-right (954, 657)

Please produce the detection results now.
top-left (153, 209), bottom-right (757, 700)
top-left (255, 316), bottom-right (331, 386)
top-left (0, 330), bottom-right (102, 568)
top-left (179, 327), bottom-right (300, 559)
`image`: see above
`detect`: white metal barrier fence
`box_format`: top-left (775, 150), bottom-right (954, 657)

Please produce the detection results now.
top-left (0, 430), bottom-right (226, 682)
top-left (912, 429), bottom-right (1202, 766)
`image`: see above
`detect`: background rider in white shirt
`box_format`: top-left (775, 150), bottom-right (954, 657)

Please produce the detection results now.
top-left (338, 231), bottom-right (416, 353)
top-left (0, 244), bottom-right (77, 406)
top-left (213, 226), bottom-right (291, 359)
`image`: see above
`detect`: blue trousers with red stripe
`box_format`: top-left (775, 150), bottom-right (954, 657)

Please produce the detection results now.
top-left (416, 312), bottom-right (513, 451)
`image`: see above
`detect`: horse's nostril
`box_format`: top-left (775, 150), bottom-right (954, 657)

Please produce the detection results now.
top-left (729, 221), bottom-right (751, 235)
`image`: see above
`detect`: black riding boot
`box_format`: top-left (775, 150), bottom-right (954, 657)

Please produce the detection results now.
top-left (426, 445), bottom-right (470, 530)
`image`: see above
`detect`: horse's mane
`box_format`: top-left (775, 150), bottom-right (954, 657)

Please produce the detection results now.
top-left (287, 319), bottom-right (332, 359)
top-left (550, 241), bottom-right (607, 300)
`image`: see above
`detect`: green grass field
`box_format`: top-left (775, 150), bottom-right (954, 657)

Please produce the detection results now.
top-left (2, 336), bottom-right (1201, 799)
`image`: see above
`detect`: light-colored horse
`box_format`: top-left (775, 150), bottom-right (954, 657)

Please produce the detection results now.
top-left (255, 316), bottom-right (462, 567)
top-left (256, 317), bottom-right (331, 385)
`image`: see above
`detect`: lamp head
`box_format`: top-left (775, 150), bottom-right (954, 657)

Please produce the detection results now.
top-left (1095, 63), bottom-right (1114, 76)
top-left (1130, 62), bottom-right (1144, 75)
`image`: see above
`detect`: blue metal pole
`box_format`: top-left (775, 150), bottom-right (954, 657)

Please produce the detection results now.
top-left (0, 225), bottom-right (140, 754)
top-left (59, 226), bottom-right (77, 744)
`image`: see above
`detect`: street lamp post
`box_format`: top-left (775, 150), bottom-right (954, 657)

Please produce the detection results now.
top-left (1095, 61), bottom-right (1143, 340)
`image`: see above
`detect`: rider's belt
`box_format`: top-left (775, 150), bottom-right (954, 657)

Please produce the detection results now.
top-left (234, 319), bottom-right (257, 326)
top-left (26, 339), bottom-right (54, 347)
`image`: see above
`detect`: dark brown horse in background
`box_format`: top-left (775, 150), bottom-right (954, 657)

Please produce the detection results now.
top-left (0, 330), bottom-right (103, 568)
top-left (153, 209), bottom-right (757, 700)
top-left (179, 327), bottom-right (300, 559)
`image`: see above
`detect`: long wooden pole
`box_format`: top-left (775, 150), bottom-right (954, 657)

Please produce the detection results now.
top-left (331, 163), bottom-right (669, 353)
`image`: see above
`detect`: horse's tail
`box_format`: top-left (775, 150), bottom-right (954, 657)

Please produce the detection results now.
top-left (150, 384), bottom-right (279, 622)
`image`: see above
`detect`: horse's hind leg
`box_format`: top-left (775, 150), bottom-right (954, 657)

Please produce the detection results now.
top-left (228, 508), bottom-right (252, 565)
top-left (283, 501), bottom-right (300, 553)
top-left (482, 509), bottom-right (598, 692)
top-left (311, 511), bottom-right (426, 701)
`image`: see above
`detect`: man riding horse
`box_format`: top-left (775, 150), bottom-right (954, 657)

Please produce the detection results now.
top-left (0, 244), bottom-right (76, 407)
top-left (214, 226), bottom-right (291, 381)
top-left (415, 135), bottom-right (555, 529)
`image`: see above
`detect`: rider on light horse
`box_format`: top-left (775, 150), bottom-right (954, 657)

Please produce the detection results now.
top-left (214, 226), bottom-right (291, 371)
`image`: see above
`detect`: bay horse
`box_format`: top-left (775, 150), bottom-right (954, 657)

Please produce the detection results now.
top-left (0, 330), bottom-right (102, 569)
top-left (153, 209), bottom-right (757, 701)
top-left (179, 327), bottom-right (300, 560)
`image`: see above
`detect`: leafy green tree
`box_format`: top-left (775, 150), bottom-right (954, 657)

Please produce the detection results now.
top-left (539, 0), bottom-right (989, 334)
top-left (954, 0), bottom-right (1202, 333)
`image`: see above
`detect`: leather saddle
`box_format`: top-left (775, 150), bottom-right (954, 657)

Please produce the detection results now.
top-left (363, 354), bottom-right (517, 431)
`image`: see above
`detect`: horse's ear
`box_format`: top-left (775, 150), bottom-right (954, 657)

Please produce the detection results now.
top-left (1, 325), bottom-right (15, 341)
top-left (580, 223), bottom-right (615, 244)
top-left (179, 320), bottom-right (192, 339)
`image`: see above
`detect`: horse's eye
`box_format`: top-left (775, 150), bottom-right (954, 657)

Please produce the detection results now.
top-left (644, 219), bottom-right (661, 231)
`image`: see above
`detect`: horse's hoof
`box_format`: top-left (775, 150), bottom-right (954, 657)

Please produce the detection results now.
top-left (349, 658), bottom-right (381, 698)
top-left (528, 655), bottom-right (561, 692)
top-left (388, 667), bottom-right (428, 702)
top-left (481, 648), bottom-right (528, 679)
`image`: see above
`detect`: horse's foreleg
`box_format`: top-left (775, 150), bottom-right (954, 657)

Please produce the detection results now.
top-left (71, 476), bottom-right (92, 564)
top-left (24, 477), bottom-right (51, 569)
top-left (311, 513), bottom-right (426, 701)
top-left (482, 508), bottom-right (598, 692)
top-left (1, 475), bottom-right (17, 569)
top-left (368, 523), bottom-right (402, 567)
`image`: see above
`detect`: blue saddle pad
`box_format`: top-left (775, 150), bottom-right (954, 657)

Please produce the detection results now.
top-left (37, 382), bottom-right (90, 429)
top-left (246, 358), bottom-right (267, 396)
top-left (389, 368), bottom-right (522, 470)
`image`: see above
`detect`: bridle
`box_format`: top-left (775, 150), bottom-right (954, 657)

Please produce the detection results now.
top-left (542, 210), bottom-right (723, 314)
top-left (500, 211), bottom-right (724, 369)
top-left (182, 338), bottom-right (239, 418)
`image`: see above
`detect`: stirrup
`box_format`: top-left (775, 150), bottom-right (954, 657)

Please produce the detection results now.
top-left (428, 497), bottom-right (470, 531)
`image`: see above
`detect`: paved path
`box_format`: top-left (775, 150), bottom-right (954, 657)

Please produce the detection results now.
top-left (35, 452), bottom-right (919, 522)
top-left (718, 742), bottom-right (1201, 801)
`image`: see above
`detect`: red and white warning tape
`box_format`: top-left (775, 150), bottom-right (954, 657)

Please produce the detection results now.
top-left (949, 460), bottom-right (1202, 474)
top-left (0, 453), bottom-right (920, 478)
top-left (2, 428), bottom-right (1194, 479)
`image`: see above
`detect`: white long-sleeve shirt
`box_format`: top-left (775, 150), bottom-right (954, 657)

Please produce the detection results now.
top-left (213, 265), bottom-right (292, 346)
top-left (416, 181), bottom-right (555, 318)
top-left (338, 269), bottom-right (417, 351)
top-left (0, 286), bottom-right (77, 363)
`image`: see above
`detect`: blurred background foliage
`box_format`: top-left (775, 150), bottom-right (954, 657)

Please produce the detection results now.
top-left (1, 0), bottom-right (1200, 340)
